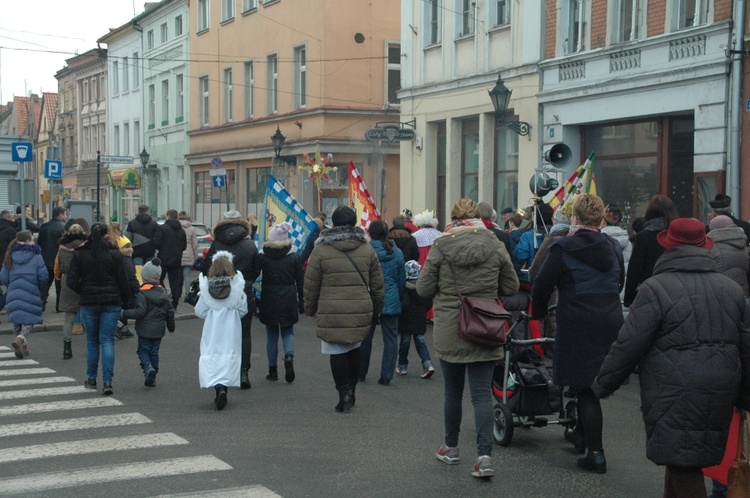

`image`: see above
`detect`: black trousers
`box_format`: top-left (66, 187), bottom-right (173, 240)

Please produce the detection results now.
top-left (241, 311), bottom-right (253, 370)
top-left (663, 466), bottom-right (707, 498)
top-left (330, 347), bottom-right (361, 391)
top-left (159, 266), bottom-right (183, 307)
top-left (41, 267), bottom-right (61, 311)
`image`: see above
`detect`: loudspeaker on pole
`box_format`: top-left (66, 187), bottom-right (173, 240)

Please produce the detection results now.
top-left (544, 144), bottom-right (572, 168)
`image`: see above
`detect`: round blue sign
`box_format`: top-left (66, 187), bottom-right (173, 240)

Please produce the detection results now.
top-left (211, 157), bottom-right (223, 168)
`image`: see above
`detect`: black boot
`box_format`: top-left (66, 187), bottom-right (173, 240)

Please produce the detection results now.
top-left (284, 354), bottom-right (295, 383)
top-left (63, 341), bottom-right (72, 360)
top-left (348, 384), bottom-right (356, 407)
top-left (335, 386), bottom-right (351, 413)
top-left (577, 450), bottom-right (606, 474)
top-left (240, 368), bottom-right (251, 389)
top-left (266, 367), bottom-right (278, 381)
top-left (215, 385), bottom-right (228, 410)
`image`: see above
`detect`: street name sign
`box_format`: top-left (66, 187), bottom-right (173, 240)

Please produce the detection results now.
top-left (100, 155), bottom-right (134, 164)
top-left (210, 168), bottom-right (227, 177)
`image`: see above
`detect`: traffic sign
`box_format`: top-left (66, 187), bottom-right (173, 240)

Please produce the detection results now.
top-left (213, 175), bottom-right (226, 188)
top-left (11, 142), bottom-right (33, 162)
top-left (211, 157), bottom-right (223, 168)
top-left (100, 155), bottom-right (134, 164)
top-left (44, 160), bottom-right (63, 179)
top-left (210, 168), bottom-right (227, 177)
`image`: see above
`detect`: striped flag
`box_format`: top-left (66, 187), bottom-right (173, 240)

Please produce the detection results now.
top-left (259, 175), bottom-right (318, 252)
top-left (547, 152), bottom-right (596, 210)
top-left (348, 161), bottom-right (381, 230)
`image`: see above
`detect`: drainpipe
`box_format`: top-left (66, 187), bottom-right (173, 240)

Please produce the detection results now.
top-left (730, 0), bottom-right (745, 216)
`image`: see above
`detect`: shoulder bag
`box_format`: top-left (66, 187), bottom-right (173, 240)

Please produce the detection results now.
top-left (184, 278), bottom-right (200, 307)
top-left (447, 261), bottom-right (511, 348)
top-left (344, 251), bottom-right (380, 325)
top-left (729, 409), bottom-right (750, 498)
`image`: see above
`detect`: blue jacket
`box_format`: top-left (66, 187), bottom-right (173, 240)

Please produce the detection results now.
top-left (0, 244), bottom-right (48, 325)
top-left (371, 240), bottom-right (405, 316)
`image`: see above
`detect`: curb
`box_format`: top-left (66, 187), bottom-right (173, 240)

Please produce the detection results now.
top-left (0, 313), bottom-right (197, 335)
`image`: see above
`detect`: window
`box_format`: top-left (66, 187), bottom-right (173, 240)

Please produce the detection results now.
top-left (175, 15), bottom-right (183, 36)
top-left (134, 121), bottom-right (140, 154)
top-left (111, 62), bottom-right (118, 95)
top-left (494, 128), bottom-right (519, 216)
top-left (223, 0), bottom-right (235, 21)
top-left (147, 30), bottom-right (154, 49)
top-left (267, 54), bottom-right (278, 115)
top-left (243, 0), bottom-right (258, 12)
top-left (244, 61), bottom-right (254, 119)
top-left (83, 80), bottom-right (89, 103)
top-left (100, 124), bottom-right (106, 152)
top-left (614, 0), bottom-right (643, 42)
top-left (161, 80), bottom-right (169, 125)
top-left (113, 125), bottom-right (120, 155)
top-left (566, 0), bottom-right (588, 54)
top-left (122, 57), bottom-right (129, 93)
top-left (461, 120), bottom-right (479, 201)
top-left (460, 0), bottom-right (474, 36)
top-left (199, 76), bottom-right (210, 126)
top-left (133, 53), bottom-right (139, 89)
top-left (224, 68), bottom-right (233, 122)
top-left (246, 167), bottom-right (271, 219)
top-left (92, 125), bottom-right (98, 153)
top-left (161, 23), bottom-right (168, 43)
top-left (427, 0), bottom-right (441, 45)
top-left (123, 123), bottom-right (130, 155)
top-left (293, 46), bottom-right (306, 109)
top-left (176, 74), bottom-right (184, 122)
top-left (437, 122), bottom-right (447, 229)
top-left (92, 77), bottom-right (99, 101)
top-left (148, 84), bottom-right (155, 129)
top-left (677, 0), bottom-right (709, 29)
top-left (84, 126), bottom-right (90, 155)
top-left (198, 0), bottom-right (209, 31)
top-left (386, 43), bottom-right (401, 105)
top-left (495, 0), bottom-right (511, 27)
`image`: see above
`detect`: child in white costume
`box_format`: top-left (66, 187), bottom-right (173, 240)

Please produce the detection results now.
top-left (194, 251), bottom-right (248, 410)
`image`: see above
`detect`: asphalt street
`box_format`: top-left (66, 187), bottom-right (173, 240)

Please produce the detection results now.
top-left (0, 310), bottom-right (704, 497)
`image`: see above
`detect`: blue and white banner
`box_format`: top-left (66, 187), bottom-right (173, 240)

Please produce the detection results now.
top-left (259, 175), bottom-right (318, 252)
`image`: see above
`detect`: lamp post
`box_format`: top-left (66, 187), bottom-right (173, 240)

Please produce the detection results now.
top-left (488, 76), bottom-right (531, 137)
top-left (271, 127), bottom-right (297, 182)
top-left (139, 148), bottom-right (151, 212)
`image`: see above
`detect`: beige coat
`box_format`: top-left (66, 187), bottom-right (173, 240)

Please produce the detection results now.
top-left (304, 226), bottom-right (384, 344)
top-left (416, 224), bottom-right (519, 363)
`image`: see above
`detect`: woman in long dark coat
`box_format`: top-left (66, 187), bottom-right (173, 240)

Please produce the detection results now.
top-left (532, 194), bottom-right (624, 474)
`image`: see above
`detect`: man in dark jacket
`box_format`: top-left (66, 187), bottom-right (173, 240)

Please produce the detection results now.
top-left (152, 209), bottom-right (187, 309)
top-left (388, 215), bottom-right (419, 262)
top-left (709, 194), bottom-right (750, 244)
top-left (203, 210), bottom-right (259, 389)
top-left (0, 210), bottom-right (17, 261)
top-left (38, 206), bottom-right (67, 312)
top-left (124, 205), bottom-right (160, 266)
top-left (593, 218), bottom-right (750, 496)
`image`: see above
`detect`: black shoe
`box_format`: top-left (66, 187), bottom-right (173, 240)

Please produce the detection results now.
top-left (216, 389), bottom-right (228, 411)
top-left (377, 378), bottom-right (390, 386)
top-left (144, 367), bottom-right (156, 387)
top-left (102, 383), bottom-right (114, 396)
top-left (63, 341), bottom-right (72, 360)
top-left (565, 430), bottom-right (586, 454)
top-left (83, 378), bottom-right (97, 389)
top-left (284, 355), bottom-right (295, 383)
top-left (577, 450), bottom-right (606, 474)
top-left (240, 369), bottom-right (251, 389)
top-left (266, 367), bottom-right (278, 381)
top-left (348, 386), bottom-right (356, 407)
top-left (335, 388), bottom-right (351, 413)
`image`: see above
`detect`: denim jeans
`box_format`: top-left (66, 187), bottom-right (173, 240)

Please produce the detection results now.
top-left (182, 266), bottom-right (193, 295)
top-left (137, 337), bottom-right (162, 371)
top-left (266, 324), bottom-right (294, 368)
top-left (440, 359), bottom-right (495, 457)
top-left (81, 305), bottom-right (121, 384)
top-left (398, 333), bottom-right (432, 369)
top-left (359, 314), bottom-right (399, 382)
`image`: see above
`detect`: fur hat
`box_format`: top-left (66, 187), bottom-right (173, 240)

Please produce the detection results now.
top-left (413, 209), bottom-right (438, 228)
top-left (222, 210), bottom-right (242, 220)
top-left (709, 215), bottom-right (735, 231)
top-left (269, 222), bottom-right (292, 242)
top-left (405, 260), bottom-right (421, 281)
top-left (141, 258), bottom-right (162, 283)
top-left (212, 250), bottom-right (235, 263)
top-left (709, 194), bottom-right (731, 210)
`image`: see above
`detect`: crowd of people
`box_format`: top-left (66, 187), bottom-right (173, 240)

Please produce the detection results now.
top-left (3, 191), bottom-right (750, 492)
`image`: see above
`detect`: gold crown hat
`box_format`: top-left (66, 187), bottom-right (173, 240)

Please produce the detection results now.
top-left (413, 209), bottom-right (438, 228)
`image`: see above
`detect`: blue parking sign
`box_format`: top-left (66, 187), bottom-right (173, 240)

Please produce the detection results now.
top-left (44, 160), bottom-right (63, 179)
top-left (11, 142), bottom-right (33, 162)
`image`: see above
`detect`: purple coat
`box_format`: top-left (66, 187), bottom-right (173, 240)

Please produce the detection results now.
top-left (0, 244), bottom-right (48, 325)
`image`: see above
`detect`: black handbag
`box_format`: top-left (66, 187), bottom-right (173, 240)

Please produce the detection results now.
top-left (344, 252), bottom-right (380, 325)
top-left (184, 278), bottom-right (200, 306)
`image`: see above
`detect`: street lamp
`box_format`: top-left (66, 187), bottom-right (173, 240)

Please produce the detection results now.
top-left (488, 76), bottom-right (531, 137)
top-left (139, 148), bottom-right (150, 168)
top-left (271, 127), bottom-right (297, 166)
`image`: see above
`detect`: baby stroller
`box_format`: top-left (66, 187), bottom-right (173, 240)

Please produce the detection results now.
top-left (492, 285), bottom-right (577, 446)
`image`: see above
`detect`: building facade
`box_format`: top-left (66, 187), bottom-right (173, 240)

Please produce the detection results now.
top-left (55, 64), bottom-right (80, 204)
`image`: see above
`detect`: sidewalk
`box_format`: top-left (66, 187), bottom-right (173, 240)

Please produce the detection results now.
top-left (0, 299), bottom-right (198, 335)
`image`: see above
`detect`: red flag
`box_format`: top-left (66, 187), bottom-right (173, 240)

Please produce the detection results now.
top-left (348, 161), bottom-right (381, 230)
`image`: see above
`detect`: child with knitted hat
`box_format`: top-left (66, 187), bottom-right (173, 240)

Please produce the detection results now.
top-left (116, 235), bottom-right (138, 339)
top-left (397, 260), bottom-right (435, 378)
top-left (122, 258), bottom-right (175, 387)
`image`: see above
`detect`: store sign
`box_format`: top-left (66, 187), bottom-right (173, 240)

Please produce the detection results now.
top-left (365, 125), bottom-right (415, 144)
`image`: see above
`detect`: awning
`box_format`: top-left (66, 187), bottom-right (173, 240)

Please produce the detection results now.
top-left (109, 168), bottom-right (141, 190)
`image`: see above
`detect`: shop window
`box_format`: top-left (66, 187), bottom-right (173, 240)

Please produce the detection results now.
top-left (461, 120), bottom-right (479, 201)
top-left (494, 128), bottom-right (519, 216)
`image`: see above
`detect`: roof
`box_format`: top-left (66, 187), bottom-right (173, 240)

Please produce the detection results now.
top-left (39, 93), bottom-right (58, 133)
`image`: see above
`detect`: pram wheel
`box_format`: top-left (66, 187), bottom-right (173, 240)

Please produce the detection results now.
top-left (493, 403), bottom-right (514, 446)
top-left (562, 399), bottom-right (578, 430)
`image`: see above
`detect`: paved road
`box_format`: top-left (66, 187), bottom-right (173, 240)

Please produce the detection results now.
top-left (0, 311), bottom-right (701, 497)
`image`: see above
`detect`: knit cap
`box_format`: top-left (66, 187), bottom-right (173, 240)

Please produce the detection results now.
top-left (709, 215), bottom-right (735, 231)
top-left (141, 258), bottom-right (162, 284)
top-left (223, 210), bottom-right (242, 220)
top-left (269, 222), bottom-right (292, 242)
top-left (405, 260), bottom-right (421, 281)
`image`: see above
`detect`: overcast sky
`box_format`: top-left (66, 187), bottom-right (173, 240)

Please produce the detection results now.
top-left (0, 1), bottom-right (144, 103)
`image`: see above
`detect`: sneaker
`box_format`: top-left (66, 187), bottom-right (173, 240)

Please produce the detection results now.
top-left (266, 368), bottom-right (278, 381)
top-left (114, 327), bottom-right (123, 340)
top-left (284, 355), bottom-right (295, 383)
top-left (102, 383), bottom-right (114, 395)
top-left (83, 378), bottom-right (97, 389)
top-left (11, 336), bottom-right (24, 359)
top-left (396, 366), bottom-right (408, 376)
top-left (421, 362), bottom-right (435, 379)
top-left (436, 444), bottom-right (460, 465)
top-left (144, 367), bottom-right (157, 387)
top-left (471, 456), bottom-right (494, 478)
top-left (19, 337), bottom-right (29, 357)
top-left (216, 389), bottom-right (228, 410)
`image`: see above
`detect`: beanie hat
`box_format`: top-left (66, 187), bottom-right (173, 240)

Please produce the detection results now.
top-left (269, 222), bottom-right (292, 242)
top-left (141, 258), bottom-right (162, 283)
top-left (709, 214), bottom-right (735, 231)
top-left (222, 210), bottom-right (242, 220)
top-left (405, 260), bottom-right (421, 281)
top-left (117, 235), bottom-right (132, 249)
top-left (552, 208), bottom-right (570, 226)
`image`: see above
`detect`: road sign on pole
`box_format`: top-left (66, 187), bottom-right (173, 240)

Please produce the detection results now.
top-left (209, 168), bottom-right (227, 177)
top-left (212, 175), bottom-right (226, 188)
top-left (211, 157), bottom-right (223, 168)
top-left (44, 160), bottom-right (63, 179)
top-left (99, 155), bottom-right (134, 164)
top-left (11, 142), bottom-right (33, 162)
